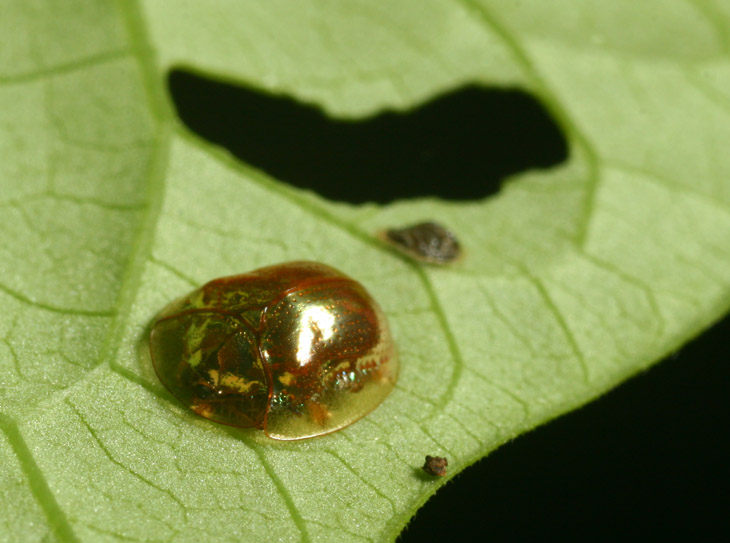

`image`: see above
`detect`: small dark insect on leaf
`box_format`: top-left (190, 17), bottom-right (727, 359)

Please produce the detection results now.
top-left (422, 455), bottom-right (449, 477)
top-left (382, 221), bottom-right (461, 264)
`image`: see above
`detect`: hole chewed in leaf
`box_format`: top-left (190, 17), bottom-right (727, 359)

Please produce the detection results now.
top-left (169, 70), bottom-right (567, 204)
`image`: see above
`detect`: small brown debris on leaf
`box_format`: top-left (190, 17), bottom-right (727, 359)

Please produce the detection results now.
top-left (422, 455), bottom-right (448, 477)
top-left (382, 221), bottom-right (461, 264)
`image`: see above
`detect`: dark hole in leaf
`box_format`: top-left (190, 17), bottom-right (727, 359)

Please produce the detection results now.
top-left (168, 69), bottom-right (567, 204)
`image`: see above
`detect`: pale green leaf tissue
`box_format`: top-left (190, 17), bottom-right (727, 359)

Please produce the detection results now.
top-left (1, 0), bottom-right (730, 541)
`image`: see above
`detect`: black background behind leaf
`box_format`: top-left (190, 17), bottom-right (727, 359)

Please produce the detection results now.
top-left (169, 73), bottom-right (729, 541)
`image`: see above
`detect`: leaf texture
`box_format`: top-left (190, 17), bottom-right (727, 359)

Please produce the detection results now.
top-left (2, 1), bottom-right (730, 541)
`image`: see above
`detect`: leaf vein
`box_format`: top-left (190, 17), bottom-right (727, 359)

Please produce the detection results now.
top-left (0, 414), bottom-right (80, 542)
top-left (0, 281), bottom-right (115, 317)
top-left (0, 49), bottom-right (131, 86)
top-left (65, 400), bottom-right (188, 522)
top-left (526, 274), bottom-right (590, 384)
top-left (248, 443), bottom-right (310, 543)
top-left (149, 256), bottom-right (199, 288)
top-left (323, 449), bottom-right (398, 515)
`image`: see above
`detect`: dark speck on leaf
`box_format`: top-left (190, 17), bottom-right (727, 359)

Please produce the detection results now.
top-left (422, 455), bottom-right (449, 477)
top-left (382, 221), bottom-right (461, 264)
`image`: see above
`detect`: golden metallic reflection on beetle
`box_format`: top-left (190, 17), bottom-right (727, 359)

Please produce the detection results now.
top-left (296, 305), bottom-right (336, 366)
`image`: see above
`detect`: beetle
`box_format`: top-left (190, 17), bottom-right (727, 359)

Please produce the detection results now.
top-left (149, 261), bottom-right (398, 440)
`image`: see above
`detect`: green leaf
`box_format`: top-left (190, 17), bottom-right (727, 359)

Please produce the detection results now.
top-left (2, 1), bottom-right (730, 541)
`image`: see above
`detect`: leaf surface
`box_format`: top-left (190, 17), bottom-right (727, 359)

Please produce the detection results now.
top-left (2, 1), bottom-right (730, 541)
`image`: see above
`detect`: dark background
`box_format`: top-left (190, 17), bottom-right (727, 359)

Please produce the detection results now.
top-left (169, 72), bottom-right (729, 541)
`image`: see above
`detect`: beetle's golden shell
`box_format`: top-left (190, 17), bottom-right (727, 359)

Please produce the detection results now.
top-left (150, 261), bottom-right (398, 440)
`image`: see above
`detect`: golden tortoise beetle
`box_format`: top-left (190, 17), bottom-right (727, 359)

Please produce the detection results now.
top-left (149, 261), bottom-right (398, 440)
